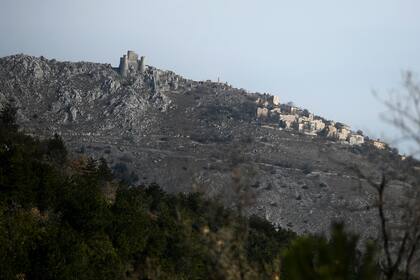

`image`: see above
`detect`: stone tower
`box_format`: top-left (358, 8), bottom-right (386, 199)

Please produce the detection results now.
top-left (139, 56), bottom-right (146, 73)
top-left (119, 55), bottom-right (128, 77)
top-left (119, 50), bottom-right (144, 77)
top-left (126, 50), bottom-right (138, 70)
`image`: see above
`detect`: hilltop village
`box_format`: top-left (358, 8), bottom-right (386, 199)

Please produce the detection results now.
top-left (254, 92), bottom-right (387, 149)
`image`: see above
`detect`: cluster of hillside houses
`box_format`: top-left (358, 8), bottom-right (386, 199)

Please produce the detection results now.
top-left (256, 94), bottom-right (386, 149)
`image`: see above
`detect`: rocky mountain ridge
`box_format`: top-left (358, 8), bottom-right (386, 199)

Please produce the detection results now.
top-left (0, 52), bottom-right (418, 240)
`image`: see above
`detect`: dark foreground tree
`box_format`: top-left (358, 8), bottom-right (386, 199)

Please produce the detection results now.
top-left (362, 71), bottom-right (420, 279)
top-left (0, 99), bottom-right (18, 132)
top-left (282, 223), bottom-right (378, 280)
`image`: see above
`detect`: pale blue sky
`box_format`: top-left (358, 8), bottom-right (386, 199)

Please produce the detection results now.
top-left (1, 0), bottom-right (420, 153)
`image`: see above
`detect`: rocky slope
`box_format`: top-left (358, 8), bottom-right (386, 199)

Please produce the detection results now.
top-left (0, 53), bottom-right (418, 240)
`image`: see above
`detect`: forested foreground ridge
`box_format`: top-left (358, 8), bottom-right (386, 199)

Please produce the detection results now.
top-left (0, 102), bottom-right (385, 280)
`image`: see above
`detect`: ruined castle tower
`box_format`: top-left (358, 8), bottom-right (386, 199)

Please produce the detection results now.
top-left (139, 56), bottom-right (145, 73)
top-left (119, 55), bottom-right (128, 77)
top-left (126, 51), bottom-right (138, 70)
top-left (118, 50), bottom-right (145, 77)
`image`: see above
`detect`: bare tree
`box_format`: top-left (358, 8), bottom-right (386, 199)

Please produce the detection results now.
top-left (365, 71), bottom-right (420, 279)
top-left (351, 169), bottom-right (420, 280)
top-left (379, 71), bottom-right (420, 155)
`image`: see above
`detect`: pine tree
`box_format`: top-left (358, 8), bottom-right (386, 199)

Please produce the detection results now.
top-left (0, 100), bottom-right (18, 132)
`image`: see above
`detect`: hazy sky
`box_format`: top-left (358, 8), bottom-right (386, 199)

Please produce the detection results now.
top-left (1, 0), bottom-right (420, 153)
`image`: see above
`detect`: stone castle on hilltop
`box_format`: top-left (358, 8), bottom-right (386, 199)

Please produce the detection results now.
top-left (119, 50), bottom-right (145, 77)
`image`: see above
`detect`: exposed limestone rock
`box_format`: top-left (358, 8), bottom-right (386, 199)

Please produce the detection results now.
top-left (33, 64), bottom-right (44, 79)
top-left (70, 107), bottom-right (78, 121)
top-left (256, 97), bottom-right (270, 107)
top-left (257, 107), bottom-right (269, 118)
top-left (271, 108), bottom-right (281, 114)
top-left (63, 112), bottom-right (69, 123)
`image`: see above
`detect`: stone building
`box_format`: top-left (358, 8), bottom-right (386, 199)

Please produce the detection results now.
top-left (373, 140), bottom-right (386, 150)
top-left (118, 50), bottom-right (146, 77)
top-left (256, 94), bottom-right (281, 109)
top-left (349, 134), bottom-right (365, 145)
top-left (325, 124), bottom-right (338, 138)
top-left (296, 116), bottom-right (326, 135)
top-left (312, 119), bottom-right (326, 132)
top-left (280, 114), bottom-right (297, 129)
top-left (337, 127), bottom-right (351, 141)
top-left (139, 56), bottom-right (146, 73)
top-left (281, 104), bottom-right (298, 115)
top-left (273, 96), bottom-right (281, 106)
